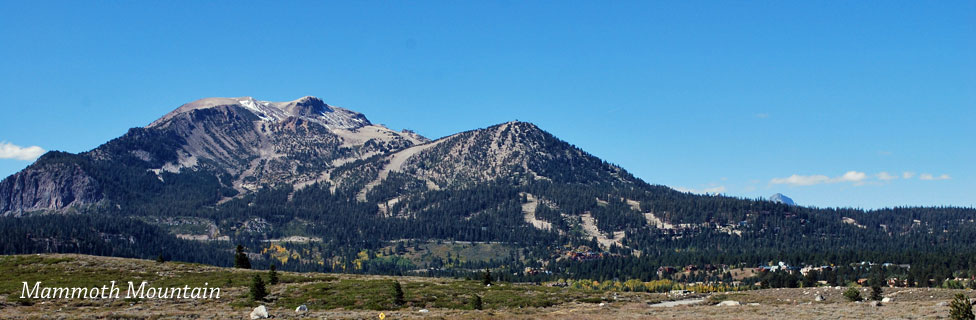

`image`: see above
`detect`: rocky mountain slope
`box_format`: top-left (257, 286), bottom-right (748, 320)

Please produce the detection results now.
top-left (0, 159), bottom-right (102, 214)
top-left (0, 96), bottom-right (426, 214)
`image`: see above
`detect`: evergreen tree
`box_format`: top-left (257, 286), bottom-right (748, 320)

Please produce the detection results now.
top-left (268, 264), bottom-right (279, 285)
top-left (234, 245), bottom-right (251, 269)
top-left (482, 268), bottom-right (493, 286)
top-left (803, 270), bottom-right (818, 287)
top-left (392, 281), bottom-right (405, 307)
top-left (250, 274), bottom-right (267, 301)
top-left (870, 285), bottom-right (883, 301)
top-left (156, 254), bottom-right (165, 264)
top-left (826, 270), bottom-right (839, 287)
top-left (471, 294), bottom-right (483, 310)
top-left (869, 268), bottom-right (885, 288)
top-left (949, 293), bottom-right (974, 320)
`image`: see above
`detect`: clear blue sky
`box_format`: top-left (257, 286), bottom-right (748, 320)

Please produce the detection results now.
top-left (1, 1), bottom-right (973, 209)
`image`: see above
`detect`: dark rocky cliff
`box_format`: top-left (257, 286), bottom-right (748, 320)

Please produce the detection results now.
top-left (0, 158), bottom-right (103, 215)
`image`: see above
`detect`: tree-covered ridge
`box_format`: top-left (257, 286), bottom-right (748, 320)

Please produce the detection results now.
top-left (5, 155), bottom-right (976, 279)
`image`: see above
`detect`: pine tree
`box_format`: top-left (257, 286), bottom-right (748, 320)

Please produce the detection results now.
top-left (949, 293), bottom-right (974, 320)
top-left (870, 285), bottom-right (883, 301)
top-left (826, 270), bottom-right (839, 286)
top-left (482, 268), bottom-right (493, 286)
top-left (156, 254), bottom-right (165, 264)
top-left (392, 281), bottom-right (405, 307)
top-left (234, 245), bottom-right (251, 269)
top-left (250, 274), bottom-right (267, 301)
top-left (471, 294), bottom-right (483, 310)
top-left (268, 264), bottom-right (279, 285)
top-left (803, 270), bottom-right (818, 287)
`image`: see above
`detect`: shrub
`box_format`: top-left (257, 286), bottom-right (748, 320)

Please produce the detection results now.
top-left (949, 293), bottom-right (974, 320)
top-left (843, 286), bottom-right (862, 302)
top-left (471, 295), bottom-right (483, 310)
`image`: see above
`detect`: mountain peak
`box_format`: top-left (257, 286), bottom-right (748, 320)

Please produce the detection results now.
top-left (149, 96), bottom-right (370, 129)
top-left (504, 119), bottom-right (534, 126)
top-left (491, 120), bottom-right (542, 132)
top-left (274, 96), bottom-right (331, 117)
top-left (770, 193), bottom-right (796, 206)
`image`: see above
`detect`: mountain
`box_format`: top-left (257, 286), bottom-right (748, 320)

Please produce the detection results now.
top-left (769, 193), bottom-right (795, 206)
top-left (1, 96), bottom-right (975, 281)
top-left (1, 96), bottom-right (426, 215)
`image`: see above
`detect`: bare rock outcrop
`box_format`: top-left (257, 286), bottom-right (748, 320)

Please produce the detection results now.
top-left (0, 156), bottom-right (102, 215)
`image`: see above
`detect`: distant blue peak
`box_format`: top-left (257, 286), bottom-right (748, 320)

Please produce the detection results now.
top-left (770, 193), bottom-right (796, 206)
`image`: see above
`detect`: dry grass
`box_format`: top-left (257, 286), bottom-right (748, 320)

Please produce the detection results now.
top-left (1, 254), bottom-right (973, 319)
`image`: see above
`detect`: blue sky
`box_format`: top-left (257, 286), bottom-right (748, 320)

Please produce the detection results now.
top-left (0, 1), bottom-right (973, 209)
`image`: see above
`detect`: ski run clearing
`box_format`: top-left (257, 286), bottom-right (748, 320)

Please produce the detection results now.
top-left (356, 139), bottom-right (447, 201)
top-left (580, 213), bottom-right (626, 250)
top-left (521, 193), bottom-right (553, 231)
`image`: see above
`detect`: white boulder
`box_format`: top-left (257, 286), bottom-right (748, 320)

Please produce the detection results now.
top-left (250, 305), bottom-right (269, 319)
top-left (716, 300), bottom-right (740, 306)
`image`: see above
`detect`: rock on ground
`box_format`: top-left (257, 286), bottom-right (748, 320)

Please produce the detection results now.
top-left (250, 305), bottom-right (269, 319)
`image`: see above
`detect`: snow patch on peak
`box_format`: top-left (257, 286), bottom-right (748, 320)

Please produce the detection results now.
top-left (237, 97), bottom-right (259, 111)
top-left (237, 98), bottom-right (274, 121)
top-left (150, 96), bottom-right (371, 129)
